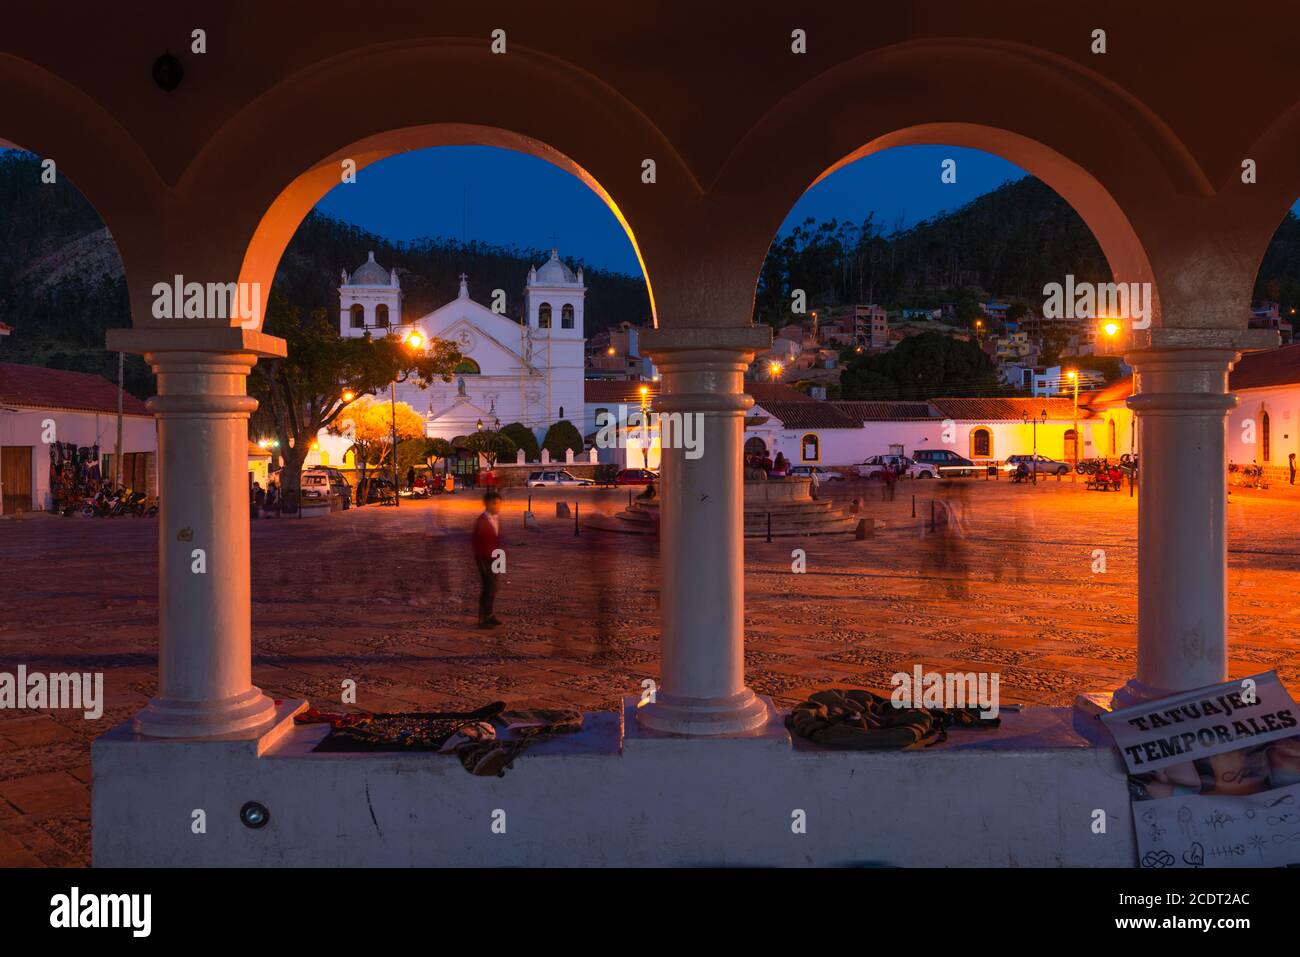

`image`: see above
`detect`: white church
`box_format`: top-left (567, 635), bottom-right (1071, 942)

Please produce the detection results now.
top-left (313, 249), bottom-right (587, 467)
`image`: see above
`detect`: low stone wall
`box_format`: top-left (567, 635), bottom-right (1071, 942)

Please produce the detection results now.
top-left (92, 699), bottom-right (1137, 867)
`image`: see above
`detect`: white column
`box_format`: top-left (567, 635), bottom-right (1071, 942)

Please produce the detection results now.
top-left (132, 349), bottom-right (278, 737)
top-left (1113, 347), bottom-right (1239, 704)
top-left (637, 328), bottom-right (771, 735)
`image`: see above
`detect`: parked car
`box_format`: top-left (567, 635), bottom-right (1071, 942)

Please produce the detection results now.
top-left (614, 468), bottom-right (658, 486)
top-left (1001, 454), bottom-right (1071, 477)
top-left (857, 454), bottom-right (913, 479)
top-left (789, 465), bottom-right (846, 482)
top-left (301, 468), bottom-right (352, 508)
top-left (363, 476), bottom-right (398, 504)
top-left (526, 469), bottom-right (594, 487)
top-left (910, 450), bottom-right (977, 478)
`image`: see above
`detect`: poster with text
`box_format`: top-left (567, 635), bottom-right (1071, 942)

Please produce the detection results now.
top-left (1101, 671), bottom-right (1300, 868)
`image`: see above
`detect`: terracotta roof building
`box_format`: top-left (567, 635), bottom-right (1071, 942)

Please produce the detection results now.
top-left (0, 362), bottom-right (149, 416)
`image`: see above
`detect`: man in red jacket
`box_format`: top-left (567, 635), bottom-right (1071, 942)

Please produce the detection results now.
top-left (472, 491), bottom-right (504, 628)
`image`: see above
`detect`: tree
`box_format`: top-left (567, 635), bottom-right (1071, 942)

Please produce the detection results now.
top-left (247, 293), bottom-right (461, 506)
top-left (840, 331), bottom-right (1002, 400)
top-left (463, 430), bottom-right (516, 468)
top-left (541, 419), bottom-right (584, 460)
top-left (500, 421), bottom-right (540, 462)
top-left (425, 437), bottom-right (454, 474)
top-left (329, 395), bottom-right (425, 502)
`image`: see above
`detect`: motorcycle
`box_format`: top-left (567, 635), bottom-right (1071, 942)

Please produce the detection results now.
top-left (80, 486), bottom-right (124, 517)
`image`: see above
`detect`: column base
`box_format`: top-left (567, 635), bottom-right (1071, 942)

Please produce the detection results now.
top-left (132, 685), bottom-right (279, 739)
top-left (636, 688), bottom-right (772, 737)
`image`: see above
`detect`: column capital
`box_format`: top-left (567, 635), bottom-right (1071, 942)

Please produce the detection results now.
top-left (1124, 346), bottom-right (1239, 414)
top-left (107, 326), bottom-right (287, 359)
top-left (640, 325), bottom-right (771, 359)
top-left (642, 327), bottom-right (769, 415)
top-left (1128, 327), bottom-right (1276, 353)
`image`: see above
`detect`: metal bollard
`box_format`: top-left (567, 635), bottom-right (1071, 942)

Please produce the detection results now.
top-left (575, 502), bottom-right (580, 536)
top-left (766, 511), bottom-right (772, 543)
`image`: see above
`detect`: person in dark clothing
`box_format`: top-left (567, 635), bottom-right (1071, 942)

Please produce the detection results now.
top-left (472, 491), bottom-right (504, 628)
top-left (407, 465), bottom-right (416, 491)
top-left (1290, 452), bottom-right (1296, 485)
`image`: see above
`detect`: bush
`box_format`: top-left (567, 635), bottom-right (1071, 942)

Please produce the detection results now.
top-left (542, 419), bottom-right (584, 460)
top-left (500, 421), bottom-right (540, 462)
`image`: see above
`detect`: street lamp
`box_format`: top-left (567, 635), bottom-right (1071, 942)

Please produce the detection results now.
top-left (1066, 369), bottom-right (1079, 482)
top-left (389, 330), bottom-right (425, 507)
top-left (639, 385), bottom-right (650, 469)
top-left (1023, 406), bottom-right (1048, 485)
top-left (768, 360), bottom-right (783, 382)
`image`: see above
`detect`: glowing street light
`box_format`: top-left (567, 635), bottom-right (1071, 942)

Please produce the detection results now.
top-left (342, 389), bottom-right (355, 402)
top-left (1102, 320), bottom-right (1120, 338)
top-left (1066, 369), bottom-right (1079, 481)
top-left (404, 330), bottom-right (424, 349)
top-left (768, 360), bottom-right (783, 382)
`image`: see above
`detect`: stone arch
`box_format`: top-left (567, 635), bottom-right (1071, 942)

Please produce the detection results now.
top-left (969, 427), bottom-right (993, 459)
top-left (711, 39), bottom-right (1196, 333)
top-left (168, 40), bottom-right (688, 335)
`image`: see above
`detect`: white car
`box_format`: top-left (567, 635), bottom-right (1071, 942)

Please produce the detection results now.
top-left (789, 465), bottom-right (846, 482)
top-left (300, 468), bottom-right (352, 508)
top-left (857, 454), bottom-right (912, 479)
top-left (525, 469), bottom-right (594, 488)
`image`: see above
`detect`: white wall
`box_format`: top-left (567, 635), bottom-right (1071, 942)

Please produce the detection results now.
top-left (1229, 385), bottom-right (1300, 469)
top-left (0, 408), bottom-right (156, 511)
top-left (741, 417), bottom-right (1086, 468)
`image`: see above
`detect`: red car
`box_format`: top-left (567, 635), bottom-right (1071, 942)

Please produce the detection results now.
top-left (614, 468), bottom-right (658, 486)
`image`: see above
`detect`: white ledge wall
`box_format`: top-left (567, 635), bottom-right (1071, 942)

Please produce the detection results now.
top-left (93, 700), bottom-right (1135, 867)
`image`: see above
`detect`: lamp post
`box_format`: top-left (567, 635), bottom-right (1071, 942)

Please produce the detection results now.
top-left (1023, 407), bottom-right (1048, 485)
top-left (1066, 368), bottom-right (1079, 483)
top-left (639, 384), bottom-right (650, 470)
top-left (768, 360), bottom-right (783, 383)
top-left (390, 331), bottom-right (424, 507)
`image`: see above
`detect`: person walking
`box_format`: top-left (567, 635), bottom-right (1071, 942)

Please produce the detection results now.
top-left (472, 490), bottom-right (504, 628)
top-left (1290, 452), bottom-right (1296, 486)
top-left (406, 465), bottom-right (416, 491)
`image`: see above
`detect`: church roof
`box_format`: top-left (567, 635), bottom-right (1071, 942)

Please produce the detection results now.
top-left (348, 251), bottom-right (392, 285)
top-left (531, 249), bottom-right (580, 286)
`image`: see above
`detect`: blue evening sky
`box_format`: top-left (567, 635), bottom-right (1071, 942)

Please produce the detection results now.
top-left (314, 145), bottom-right (1033, 277)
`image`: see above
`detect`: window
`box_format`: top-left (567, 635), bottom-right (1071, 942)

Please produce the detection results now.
top-left (1108, 419), bottom-right (1117, 456)
top-left (538, 303), bottom-right (552, 329)
top-left (350, 304), bottom-right (364, 328)
top-left (1262, 411), bottom-right (1271, 462)
top-left (970, 427), bottom-right (992, 458)
top-left (801, 433), bottom-right (820, 463)
top-left (561, 304), bottom-right (575, 329)
top-left (375, 303), bottom-right (390, 328)
top-left (454, 357), bottom-right (481, 375)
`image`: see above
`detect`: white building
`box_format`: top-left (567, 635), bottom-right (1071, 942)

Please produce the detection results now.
top-left (0, 362), bottom-right (157, 514)
top-left (319, 249), bottom-right (587, 464)
top-left (1085, 343), bottom-right (1300, 481)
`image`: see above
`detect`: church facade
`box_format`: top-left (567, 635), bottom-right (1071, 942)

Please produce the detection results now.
top-left (315, 249), bottom-right (587, 467)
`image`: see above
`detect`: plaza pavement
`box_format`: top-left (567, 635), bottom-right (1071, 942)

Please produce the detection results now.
top-left (0, 476), bottom-right (1297, 865)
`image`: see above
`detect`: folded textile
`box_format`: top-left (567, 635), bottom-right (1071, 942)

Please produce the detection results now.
top-left (302, 701), bottom-right (583, 776)
top-left (785, 688), bottom-right (999, 750)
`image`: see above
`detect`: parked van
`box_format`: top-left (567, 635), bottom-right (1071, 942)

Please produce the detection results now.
top-left (301, 468), bottom-right (352, 508)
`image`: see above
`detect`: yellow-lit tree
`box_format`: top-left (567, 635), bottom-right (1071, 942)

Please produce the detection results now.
top-left (329, 395), bottom-right (425, 503)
